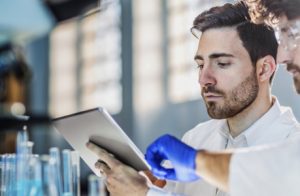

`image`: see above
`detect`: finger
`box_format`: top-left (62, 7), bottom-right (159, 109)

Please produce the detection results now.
top-left (95, 160), bottom-right (105, 167)
top-left (99, 170), bottom-right (107, 178)
top-left (145, 135), bottom-right (180, 181)
top-left (145, 144), bottom-right (167, 172)
top-left (153, 178), bottom-right (167, 188)
top-left (145, 135), bottom-right (172, 162)
top-left (94, 161), bottom-right (106, 176)
top-left (95, 161), bottom-right (111, 174)
top-left (106, 183), bottom-right (112, 194)
top-left (152, 168), bottom-right (176, 181)
top-left (95, 160), bottom-right (110, 169)
top-left (143, 170), bottom-right (166, 188)
top-left (142, 170), bottom-right (158, 185)
top-left (104, 178), bottom-right (110, 186)
top-left (86, 142), bottom-right (119, 168)
top-left (143, 170), bottom-right (156, 181)
top-left (162, 169), bottom-right (176, 180)
top-left (86, 142), bottom-right (115, 157)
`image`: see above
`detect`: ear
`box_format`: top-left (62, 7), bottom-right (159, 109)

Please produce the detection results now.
top-left (256, 55), bottom-right (277, 83)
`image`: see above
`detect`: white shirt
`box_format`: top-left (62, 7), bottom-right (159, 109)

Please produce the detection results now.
top-left (230, 137), bottom-right (300, 196)
top-left (147, 98), bottom-right (300, 196)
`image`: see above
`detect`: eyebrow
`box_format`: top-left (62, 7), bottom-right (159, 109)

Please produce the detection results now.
top-left (280, 27), bottom-right (289, 33)
top-left (194, 53), bottom-right (235, 61)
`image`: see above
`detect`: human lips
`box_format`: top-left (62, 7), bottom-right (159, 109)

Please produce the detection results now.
top-left (203, 92), bottom-right (223, 100)
top-left (289, 68), bottom-right (300, 77)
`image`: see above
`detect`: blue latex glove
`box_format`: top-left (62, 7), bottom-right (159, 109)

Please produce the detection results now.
top-left (145, 134), bottom-right (200, 182)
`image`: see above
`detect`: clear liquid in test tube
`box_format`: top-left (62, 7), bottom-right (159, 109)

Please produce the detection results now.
top-left (71, 151), bottom-right (80, 196)
top-left (0, 155), bottom-right (4, 195)
top-left (62, 149), bottom-right (73, 196)
top-left (49, 147), bottom-right (63, 196)
top-left (41, 155), bottom-right (59, 196)
top-left (16, 128), bottom-right (29, 195)
top-left (3, 155), bottom-right (8, 195)
top-left (26, 154), bottom-right (42, 196)
top-left (88, 175), bottom-right (106, 196)
top-left (8, 154), bottom-right (17, 195)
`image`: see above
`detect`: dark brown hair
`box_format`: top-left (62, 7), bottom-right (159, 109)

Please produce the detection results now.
top-left (245, 0), bottom-right (300, 25)
top-left (192, 1), bottom-right (278, 82)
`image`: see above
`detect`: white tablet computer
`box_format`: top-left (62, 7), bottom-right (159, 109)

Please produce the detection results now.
top-left (52, 107), bottom-right (150, 175)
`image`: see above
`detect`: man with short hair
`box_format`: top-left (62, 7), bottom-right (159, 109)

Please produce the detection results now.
top-left (145, 1), bottom-right (300, 196)
top-left (164, 2), bottom-right (299, 196)
top-left (87, 1), bottom-right (300, 196)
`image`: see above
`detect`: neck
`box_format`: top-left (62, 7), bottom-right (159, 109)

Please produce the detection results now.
top-left (226, 92), bottom-right (273, 138)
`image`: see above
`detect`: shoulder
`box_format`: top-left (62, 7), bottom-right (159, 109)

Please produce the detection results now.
top-left (279, 106), bottom-right (297, 119)
top-left (182, 119), bottom-right (224, 145)
top-left (277, 106), bottom-right (300, 134)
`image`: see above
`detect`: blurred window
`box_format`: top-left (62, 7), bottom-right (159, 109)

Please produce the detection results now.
top-left (49, 0), bottom-right (122, 117)
top-left (167, 0), bottom-right (233, 103)
top-left (133, 0), bottom-right (164, 112)
top-left (133, 0), bottom-right (233, 107)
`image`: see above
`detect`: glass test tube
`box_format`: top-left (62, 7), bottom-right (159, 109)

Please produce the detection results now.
top-left (16, 128), bottom-right (29, 195)
top-left (16, 127), bottom-right (29, 154)
top-left (71, 151), bottom-right (80, 196)
top-left (49, 147), bottom-right (63, 196)
top-left (62, 149), bottom-right (73, 195)
top-left (7, 154), bottom-right (17, 196)
top-left (0, 155), bottom-right (4, 195)
top-left (3, 154), bottom-right (9, 195)
top-left (88, 175), bottom-right (106, 196)
top-left (41, 155), bottom-right (59, 196)
top-left (27, 154), bottom-right (42, 196)
top-left (26, 141), bottom-right (34, 155)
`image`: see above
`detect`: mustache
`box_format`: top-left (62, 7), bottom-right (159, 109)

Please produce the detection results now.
top-left (202, 86), bottom-right (224, 95)
top-left (286, 63), bottom-right (300, 73)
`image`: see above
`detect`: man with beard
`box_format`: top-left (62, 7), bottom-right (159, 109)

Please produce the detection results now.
top-left (143, 0), bottom-right (300, 196)
top-left (86, 1), bottom-right (300, 196)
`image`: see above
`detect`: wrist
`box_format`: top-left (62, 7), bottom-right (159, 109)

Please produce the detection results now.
top-left (190, 148), bottom-right (198, 170)
top-left (195, 149), bottom-right (206, 176)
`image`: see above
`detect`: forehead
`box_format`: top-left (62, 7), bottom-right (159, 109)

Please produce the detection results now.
top-left (197, 27), bottom-right (248, 57)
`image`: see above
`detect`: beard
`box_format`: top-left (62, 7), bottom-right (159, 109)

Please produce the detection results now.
top-left (293, 76), bottom-right (300, 94)
top-left (202, 70), bottom-right (259, 119)
top-left (287, 63), bottom-right (300, 94)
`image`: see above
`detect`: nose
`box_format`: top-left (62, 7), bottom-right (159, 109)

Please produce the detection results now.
top-left (198, 66), bottom-right (216, 87)
top-left (277, 44), bottom-right (296, 65)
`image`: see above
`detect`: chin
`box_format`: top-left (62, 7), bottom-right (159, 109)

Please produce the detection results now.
top-left (207, 109), bottom-right (227, 119)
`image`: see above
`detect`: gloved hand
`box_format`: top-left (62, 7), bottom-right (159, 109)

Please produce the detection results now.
top-left (145, 134), bottom-right (200, 182)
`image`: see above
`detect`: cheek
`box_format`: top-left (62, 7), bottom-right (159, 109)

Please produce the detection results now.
top-left (216, 69), bottom-right (245, 86)
top-left (276, 45), bottom-right (287, 63)
top-left (216, 75), bottom-right (240, 92)
top-left (293, 46), bottom-right (300, 66)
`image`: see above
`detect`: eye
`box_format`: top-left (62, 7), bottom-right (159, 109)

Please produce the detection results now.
top-left (218, 62), bottom-right (230, 68)
top-left (197, 64), bottom-right (204, 70)
top-left (195, 60), bottom-right (204, 70)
